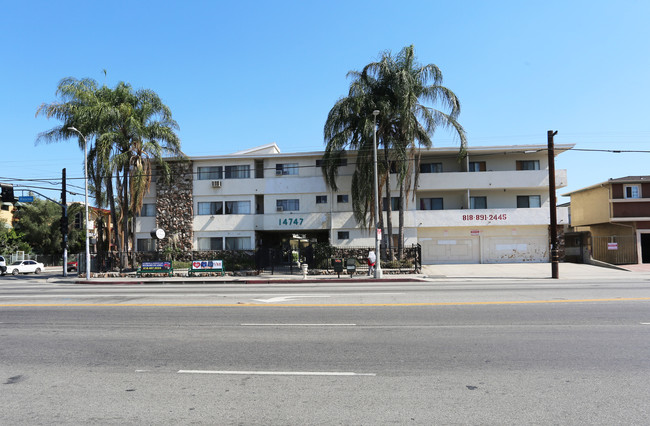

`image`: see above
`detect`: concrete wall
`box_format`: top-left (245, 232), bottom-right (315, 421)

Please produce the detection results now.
top-left (418, 225), bottom-right (549, 264)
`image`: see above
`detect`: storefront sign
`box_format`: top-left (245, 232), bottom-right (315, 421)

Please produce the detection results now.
top-left (470, 230), bottom-right (480, 236)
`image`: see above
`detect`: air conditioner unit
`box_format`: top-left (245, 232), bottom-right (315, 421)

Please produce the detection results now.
top-left (276, 205), bottom-right (284, 212)
top-left (275, 169), bottom-right (284, 176)
top-left (211, 180), bottom-right (222, 188)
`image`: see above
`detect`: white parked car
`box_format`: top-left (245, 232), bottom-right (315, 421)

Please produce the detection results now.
top-left (0, 255), bottom-right (6, 275)
top-left (7, 260), bottom-right (44, 275)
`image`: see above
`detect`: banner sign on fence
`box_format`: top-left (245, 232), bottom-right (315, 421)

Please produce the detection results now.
top-left (141, 261), bottom-right (172, 271)
top-left (192, 260), bottom-right (223, 270)
top-left (607, 242), bottom-right (618, 250)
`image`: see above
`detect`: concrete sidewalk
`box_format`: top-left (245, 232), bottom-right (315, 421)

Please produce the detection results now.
top-left (423, 262), bottom-right (650, 280)
top-left (44, 262), bottom-right (650, 284)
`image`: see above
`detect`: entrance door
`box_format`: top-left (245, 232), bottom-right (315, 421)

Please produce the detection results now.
top-left (641, 233), bottom-right (650, 263)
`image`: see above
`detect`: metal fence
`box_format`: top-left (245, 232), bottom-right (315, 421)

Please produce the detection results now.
top-left (591, 235), bottom-right (637, 265)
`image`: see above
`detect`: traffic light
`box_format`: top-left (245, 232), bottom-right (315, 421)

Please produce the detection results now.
top-left (1, 184), bottom-right (15, 203)
top-left (74, 212), bottom-right (82, 229)
top-left (61, 215), bottom-right (69, 235)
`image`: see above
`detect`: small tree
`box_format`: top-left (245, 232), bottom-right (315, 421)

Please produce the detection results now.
top-left (0, 218), bottom-right (31, 254)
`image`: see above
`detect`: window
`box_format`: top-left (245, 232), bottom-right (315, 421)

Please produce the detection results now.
top-left (136, 238), bottom-right (156, 252)
top-left (197, 166), bottom-right (223, 180)
top-left (470, 196), bottom-right (487, 209)
top-left (624, 185), bottom-right (641, 199)
top-left (337, 194), bottom-right (349, 203)
top-left (337, 231), bottom-right (350, 240)
top-left (316, 195), bottom-right (328, 204)
top-left (225, 201), bottom-right (251, 214)
top-left (224, 165), bottom-right (250, 179)
top-left (516, 160), bottom-right (540, 170)
top-left (469, 161), bottom-right (486, 172)
top-left (276, 199), bottom-right (300, 211)
top-left (197, 201), bottom-right (223, 215)
top-left (316, 158), bottom-right (347, 167)
top-left (198, 237), bottom-right (223, 250)
top-left (420, 198), bottom-right (443, 210)
top-left (517, 195), bottom-right (541, 208)
top-left (420, 163), bottom-right (443, 173)
top-left (275, 163), bottom-right (299, 176)
top-left (225, 237), bottom-right (251, 250)
top-left (382, 197), bottom-right (401, 211)
top-left (138, 203), bottom-right (156, 217)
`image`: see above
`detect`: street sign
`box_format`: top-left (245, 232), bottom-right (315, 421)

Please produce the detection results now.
top-left (18, 196), bottom-right (34, 202)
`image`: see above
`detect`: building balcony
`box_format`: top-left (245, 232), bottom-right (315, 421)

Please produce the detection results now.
top-left (417, 170), bottom-right (567, 191)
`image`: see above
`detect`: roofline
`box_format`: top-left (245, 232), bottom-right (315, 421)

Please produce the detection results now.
top-left (187, 143), bottom-right (576, 162)
top-left (562, 175), bottom-right (650, 197)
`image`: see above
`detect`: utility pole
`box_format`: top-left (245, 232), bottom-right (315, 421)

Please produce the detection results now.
top-left (61, 168), bottom-right (68, 277)
top-left (548, 130), bottom-right (559, 279)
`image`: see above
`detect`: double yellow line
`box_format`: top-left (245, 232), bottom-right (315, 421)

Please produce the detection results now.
top-left (1, 297), bottom-right (650, 308)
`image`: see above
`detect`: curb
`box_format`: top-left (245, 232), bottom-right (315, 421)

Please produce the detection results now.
top-left (60, 277), bottom-right (427, 285)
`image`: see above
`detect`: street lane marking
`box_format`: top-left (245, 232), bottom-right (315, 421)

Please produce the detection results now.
top-left (177, 370), bottom-right (375, 376)
top-left (241, 323), bottom-right (357, 326)
top-left (1, 297), bottom-right (650, 307)
top-left (252, 295), bottom-right (330, 303)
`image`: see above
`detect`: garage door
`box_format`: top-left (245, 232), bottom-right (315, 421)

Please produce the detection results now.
top-left (421, 238), bottom-right (479, 264)
top-left (482, 236), bottom-right (549, 263)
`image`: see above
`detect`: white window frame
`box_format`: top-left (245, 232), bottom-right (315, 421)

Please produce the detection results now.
top-left (470, 196), bottom-right (487, 209)
top-left (198, 237), bottom-right (223, 250)
top-left (225, 237), bottom-right (251, 250)
top-left (225, 201), bottom-right (251, 215)
top-left (420, 197), bottom-right (443, 210)
top-left (198, 201), bottom-right (223, 215)
top-left (624, 184), bottom-right (641, 199)
top-left (276, 163), bottom-right (299, 176)
top-left (139, 203), bottom-right (156, 217)
top-left (517, 195), bottom-right (541, 208)
top-left (197, 166), bottom-right (223, 180)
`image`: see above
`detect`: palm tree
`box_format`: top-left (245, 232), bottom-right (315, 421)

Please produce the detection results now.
top-left (37, 77), bottom-right (182, 269)
top-left (324, 45), bottom-right (467, 259)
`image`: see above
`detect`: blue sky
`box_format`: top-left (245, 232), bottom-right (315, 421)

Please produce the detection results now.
top-left (1, 0), bottom-right (648, 204)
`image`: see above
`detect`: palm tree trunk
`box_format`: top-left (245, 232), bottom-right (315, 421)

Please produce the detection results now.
top-left (121, 165), bottom-right (129, 269)
top-left (105, 176), bottom-right (121, 270)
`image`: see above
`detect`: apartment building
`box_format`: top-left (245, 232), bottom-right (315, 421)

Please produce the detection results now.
top-left (563, 176), bottom-right (650, 264)
top-left (135, 142), bottom-right (573, 264)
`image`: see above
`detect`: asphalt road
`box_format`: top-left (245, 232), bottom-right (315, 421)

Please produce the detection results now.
top-left (1, 276), bottom-right (649, 424)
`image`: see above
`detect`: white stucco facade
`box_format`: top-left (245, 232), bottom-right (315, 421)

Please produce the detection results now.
top-left (135, 143), bottom-right (573, 264)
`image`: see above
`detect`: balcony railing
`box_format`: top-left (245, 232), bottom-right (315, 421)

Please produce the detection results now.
top-left (417, 170), bottom-right (567, 191)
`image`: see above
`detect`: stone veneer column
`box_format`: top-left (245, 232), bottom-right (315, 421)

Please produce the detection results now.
top-left (156, 160), bottom-right (194, 254)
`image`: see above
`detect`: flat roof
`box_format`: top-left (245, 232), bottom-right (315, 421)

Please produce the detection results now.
top-left (188, 143), bottom-right (575, 162)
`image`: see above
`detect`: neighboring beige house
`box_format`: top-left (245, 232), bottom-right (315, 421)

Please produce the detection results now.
top-left (563, 176), bottom-right (650, 264)
top-left (0, 203), bottom-right (15, 228)
top-left (136, 142), bottom-right (573, 264)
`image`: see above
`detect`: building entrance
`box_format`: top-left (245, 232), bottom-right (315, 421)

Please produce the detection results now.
top-left (255, 230), bottom-right (329, 270)
top-left (641, 233), bottom-right (650, 263)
